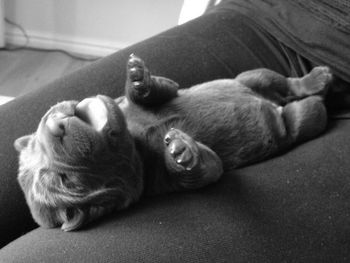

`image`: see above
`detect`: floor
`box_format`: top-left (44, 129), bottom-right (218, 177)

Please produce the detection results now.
top-left (0, 48), bottom-right (96, 105)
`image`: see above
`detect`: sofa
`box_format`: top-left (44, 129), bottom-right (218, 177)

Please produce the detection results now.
top-left (0, 8), bottom-right (349, 263)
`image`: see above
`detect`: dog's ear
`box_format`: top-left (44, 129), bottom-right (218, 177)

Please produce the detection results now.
top-left (61, 208), bottom-right (87, 232)
top-left (14, 135), bottom-right (33, 151)
top-left (30, 201), bottom-right (102, 231)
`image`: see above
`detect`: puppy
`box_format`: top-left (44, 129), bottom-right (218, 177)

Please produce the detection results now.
top-left (14, 55), bottom-right (331, 231)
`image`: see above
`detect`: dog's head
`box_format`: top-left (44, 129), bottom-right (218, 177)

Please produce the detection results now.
top-left (14, 95), bottom-right (143, 231)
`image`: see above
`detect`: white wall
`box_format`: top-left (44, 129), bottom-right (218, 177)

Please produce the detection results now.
top-left (0, 0), bottom-right (4, 47)
top-left (4, 0), bottom-right (183, 56)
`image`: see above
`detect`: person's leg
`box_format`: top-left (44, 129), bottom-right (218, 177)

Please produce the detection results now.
top-left (0, 10), bottom-right (293, 248)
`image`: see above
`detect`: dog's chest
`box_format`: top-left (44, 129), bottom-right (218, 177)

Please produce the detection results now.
top-left (118, 99), bottom-right (164, 139)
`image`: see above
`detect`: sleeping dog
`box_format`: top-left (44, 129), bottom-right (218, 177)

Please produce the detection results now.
top-left (14, 54), bottom-right (331, 231)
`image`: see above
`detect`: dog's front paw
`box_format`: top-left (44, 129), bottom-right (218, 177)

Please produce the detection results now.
top-left (127, 54), bottom-right (151, 98)
top-left (164, 128), bottom-right (199, 171)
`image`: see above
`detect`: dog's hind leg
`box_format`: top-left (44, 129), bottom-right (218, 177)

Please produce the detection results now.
top-left (282, 95), bottom-right (327, 144)
top-left (235, 66), bottom-right (332, 105)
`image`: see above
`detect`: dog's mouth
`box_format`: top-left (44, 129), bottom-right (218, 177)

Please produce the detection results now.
top-left (75, 96), bottom-right (109, 132)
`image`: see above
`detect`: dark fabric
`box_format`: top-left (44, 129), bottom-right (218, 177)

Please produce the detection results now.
top-left (215, 0), bottom-right (350, 83)
top-left (293, 0), bottom-right (350, 33)
top-left (0, 9), bottom-right (349, 263)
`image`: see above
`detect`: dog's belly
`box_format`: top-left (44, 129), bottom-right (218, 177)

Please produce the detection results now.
top-left (123, 79), bottom-right (289, 168)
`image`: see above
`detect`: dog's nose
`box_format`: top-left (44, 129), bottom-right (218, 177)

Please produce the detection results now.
top-left (46, 112), bottom-right (67, 137)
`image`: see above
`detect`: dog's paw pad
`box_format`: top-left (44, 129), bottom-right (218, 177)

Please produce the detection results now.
top-left (127, 54), bottom-right (145, 81)
top-left (127, 54), bottom-right (152, 97)
top-left (164, 129), bottom-right (198, 171)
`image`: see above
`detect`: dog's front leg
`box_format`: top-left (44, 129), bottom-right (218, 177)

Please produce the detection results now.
top-left (163, 128), bottom-right (223, 190)
top-left (125, 54), bottom-right (179, 106)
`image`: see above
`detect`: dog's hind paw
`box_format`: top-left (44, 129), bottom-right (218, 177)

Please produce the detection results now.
top-left (300, 66), bottom-right (333, 96)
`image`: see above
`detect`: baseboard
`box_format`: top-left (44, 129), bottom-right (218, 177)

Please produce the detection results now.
top-left (5, 30), bottom-right (131, 57)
